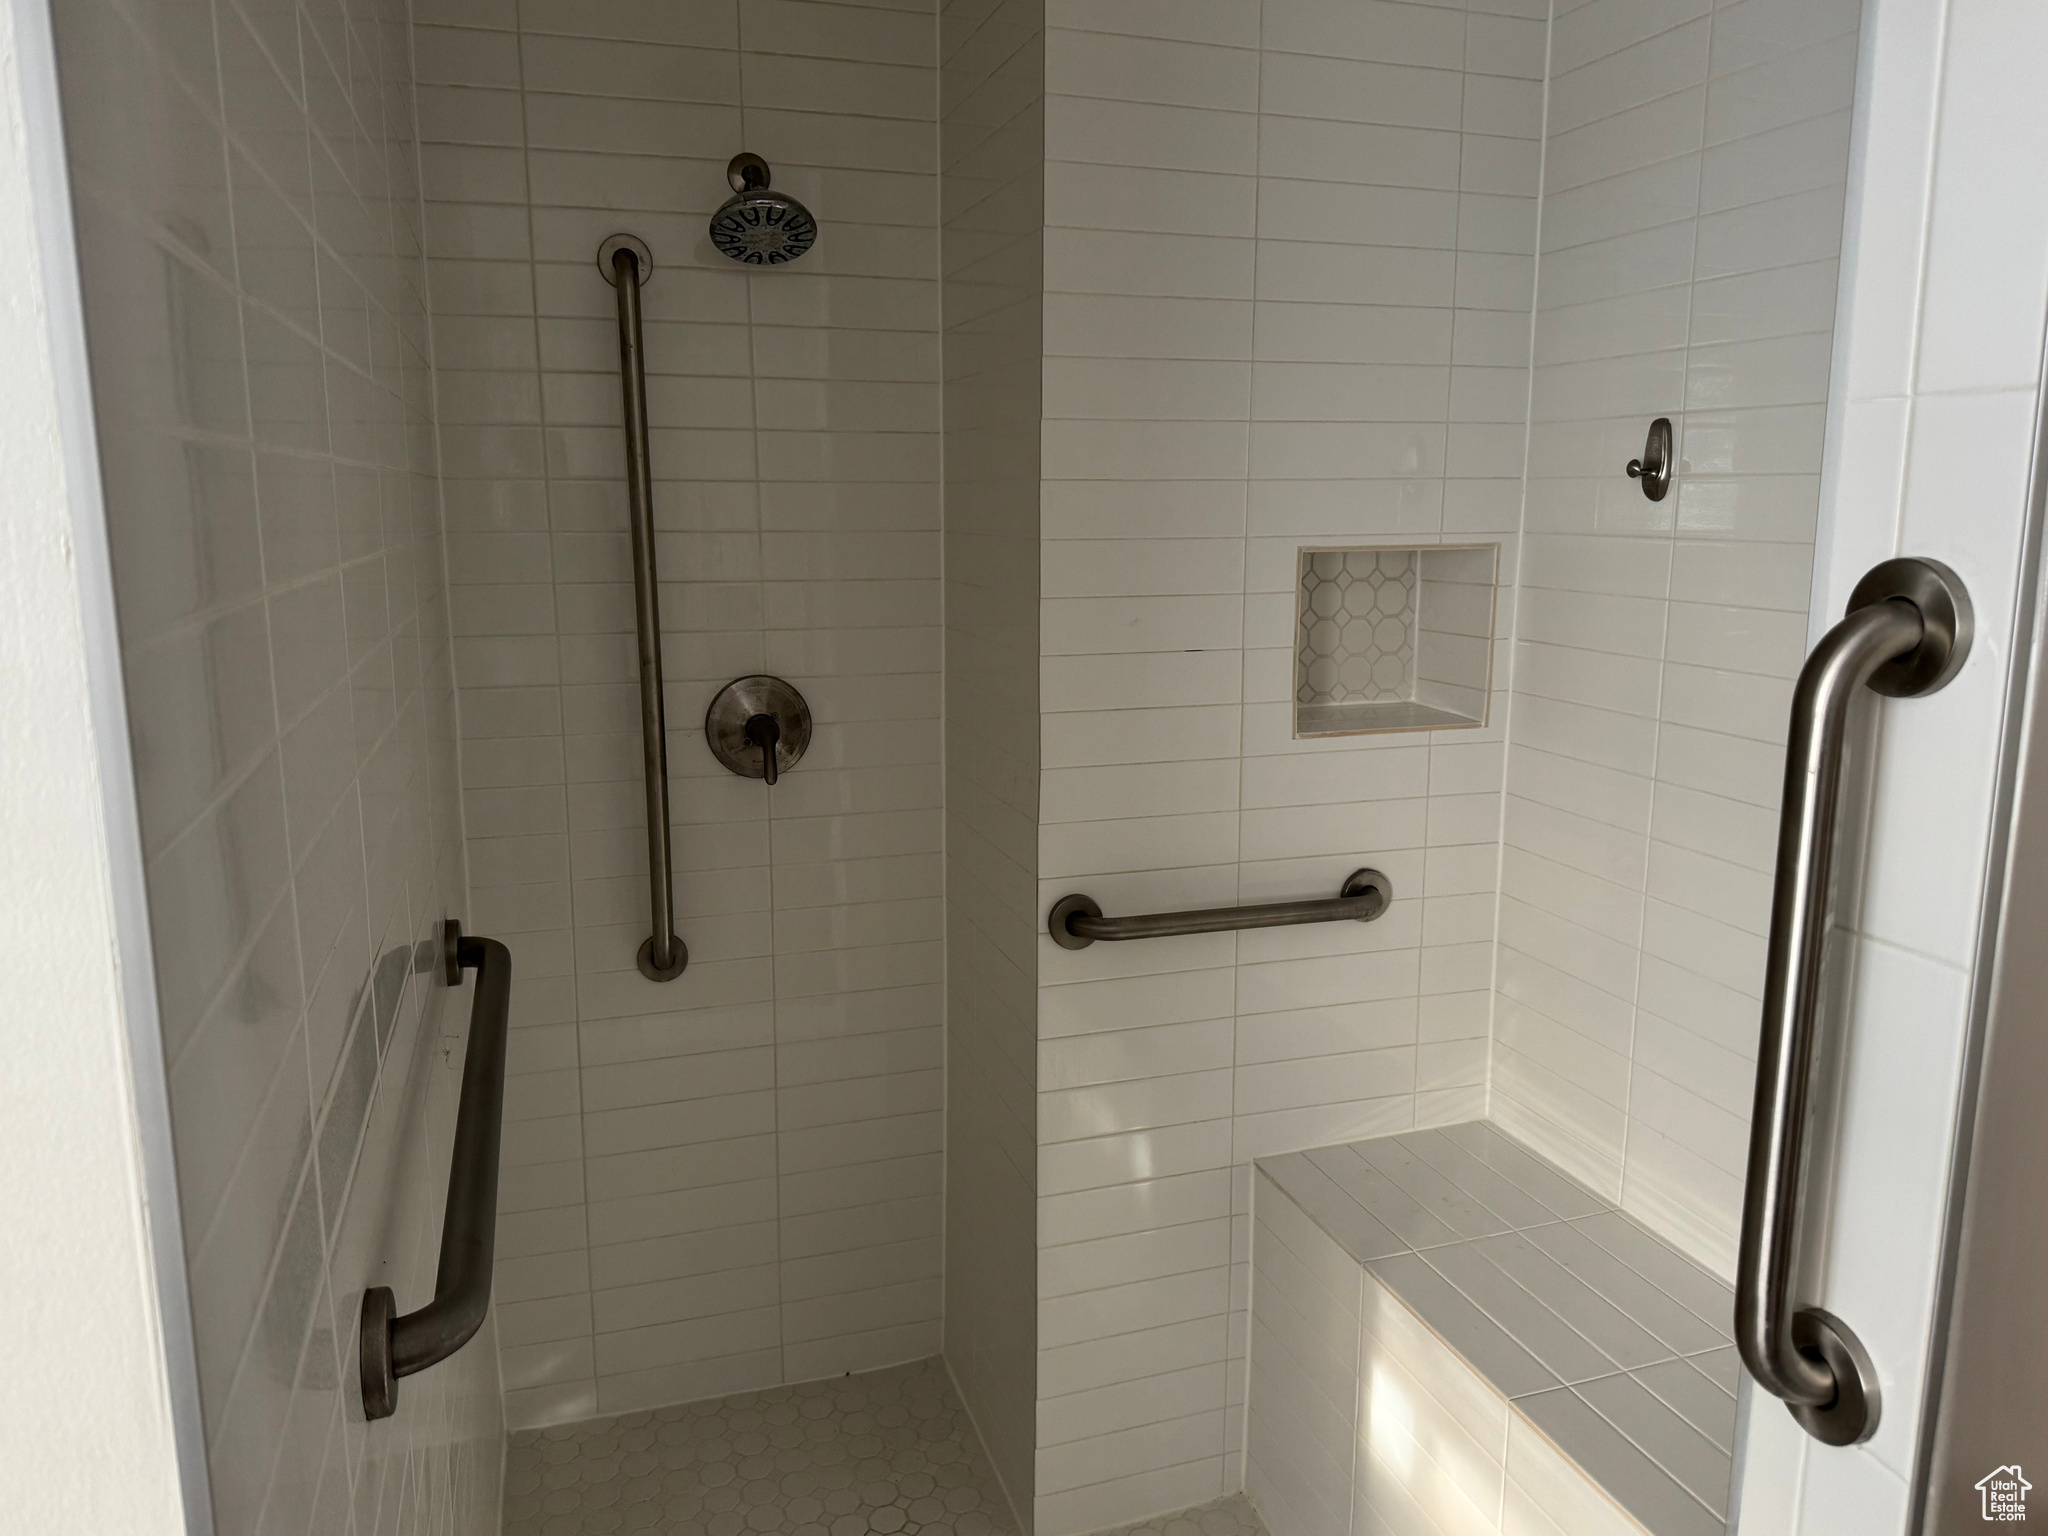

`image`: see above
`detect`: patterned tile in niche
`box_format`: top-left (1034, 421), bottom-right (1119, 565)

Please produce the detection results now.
top-left (1297, 550), bottom-right (1417, 706)
top-left (1087, 1493), bottom-right (1270, 1536)
top-left (501, 1358), bottom-right (1020, 1536)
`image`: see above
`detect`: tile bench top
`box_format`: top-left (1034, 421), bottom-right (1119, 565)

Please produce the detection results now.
top-left (1257, 1120), bottom-right (1738, 1536)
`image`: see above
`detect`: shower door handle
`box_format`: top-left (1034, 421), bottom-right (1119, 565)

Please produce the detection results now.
top-left (1738, 557), bottom-right (1970, 1446)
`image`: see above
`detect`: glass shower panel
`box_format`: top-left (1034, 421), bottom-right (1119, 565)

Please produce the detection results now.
top-left (1495, 0), bottom-right (1863, 1275)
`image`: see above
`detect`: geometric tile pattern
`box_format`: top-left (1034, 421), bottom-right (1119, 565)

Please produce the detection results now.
top-left (502, 1359), bottom-right (1021, 1536)
top-left (1298, 549), bottom-right (1418, 706)
top-left (1092, 1494), bottom-right (1270, 1536)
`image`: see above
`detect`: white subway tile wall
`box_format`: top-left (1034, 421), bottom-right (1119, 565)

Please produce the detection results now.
top-left (941, 0), bottom-right (1043, 1521)
top-left (1034, 2), bottom-right (1542, 1527)
top-left (1491, 0), bottom-right (1860, 1277)
top-left (413, 0), bottom-right (945, 1428)
top-left (52, 0), bottom-right (502, 1524)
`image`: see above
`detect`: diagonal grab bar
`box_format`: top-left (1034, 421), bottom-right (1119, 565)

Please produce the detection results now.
top-left (360, 920), bottom-right (511, 1420)
top-left (1048, 869), bottom-right (1392, 951)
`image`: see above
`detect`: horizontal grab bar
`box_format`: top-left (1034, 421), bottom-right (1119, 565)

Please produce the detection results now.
top-left (361, 919), bottom-right (511, 1420)
top-left (1049, 869), bottom-right (1392, 951)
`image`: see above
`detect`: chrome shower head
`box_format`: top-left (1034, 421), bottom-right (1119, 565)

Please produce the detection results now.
top-left (709, 153), bottom-right (817, 266)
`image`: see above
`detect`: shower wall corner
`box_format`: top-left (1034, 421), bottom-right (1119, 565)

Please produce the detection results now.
top-left (940, 0), bottom-right (1047, 1527)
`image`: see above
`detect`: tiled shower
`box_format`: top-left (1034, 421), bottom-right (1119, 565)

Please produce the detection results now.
top-left (49, 0), bottom-right (1863, 1528)
top-left (418, 0), bottom-right (948, 1430)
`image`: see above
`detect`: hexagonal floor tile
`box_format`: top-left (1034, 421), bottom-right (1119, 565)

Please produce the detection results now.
top-left (502, 1358), bottom-right (1020, 1536)
top-left (501, 1359), bottom-right (1272, 1536)
top-left (1085, 1493), bottom-right (1269, 1536)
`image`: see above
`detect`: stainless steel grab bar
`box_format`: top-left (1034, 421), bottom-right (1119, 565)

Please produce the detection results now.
top-left (360, 921), bottom-right (511, 1419)
top-left (602, 235), bottom-right (685, 982)
top-left (1738, 556), bottom-right (1971, 1446)
top-left (1049, 869), bottom-right (1392, 950)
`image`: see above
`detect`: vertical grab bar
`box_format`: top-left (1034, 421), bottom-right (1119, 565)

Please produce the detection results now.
top-left (360, 921), bottom-right (512, 1419)
top-left (1738, 556), bottom-right (1970, 1446)
top-left (602, 236), bottom-right (685, 982)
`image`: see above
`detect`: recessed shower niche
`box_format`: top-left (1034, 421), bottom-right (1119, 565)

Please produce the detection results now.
top-left (1295, 544), bottom-right (1501, 736)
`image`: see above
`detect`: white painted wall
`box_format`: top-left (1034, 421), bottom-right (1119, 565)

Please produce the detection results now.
top-left (0, 0), bottom-right (197, 1524)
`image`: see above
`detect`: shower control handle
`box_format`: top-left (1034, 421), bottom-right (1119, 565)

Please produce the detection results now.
top-left (1737, 557), bottom-right (1971, 1447)
top-left (745, 713), bottom-right (782, 786)
top-left (707, 675), bottom-right (812, 783)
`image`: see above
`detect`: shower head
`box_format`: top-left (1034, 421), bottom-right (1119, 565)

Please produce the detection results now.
top-left (709, 153), bottom-right (817, 266)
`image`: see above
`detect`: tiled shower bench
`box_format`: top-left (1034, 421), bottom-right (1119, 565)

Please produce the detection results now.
top-left (1246, 1122), bottom-right (1738, 1536)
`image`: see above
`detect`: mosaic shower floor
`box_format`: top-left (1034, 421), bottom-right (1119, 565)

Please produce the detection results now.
top-left (1092, 1493), bottom-right (1267, 1536)
top-left (499, 1357), bottom-right (1269, 1536)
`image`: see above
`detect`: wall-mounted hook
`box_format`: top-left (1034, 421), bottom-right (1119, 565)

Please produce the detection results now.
top-left (1626, 416), bottom-right (1673, 502)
